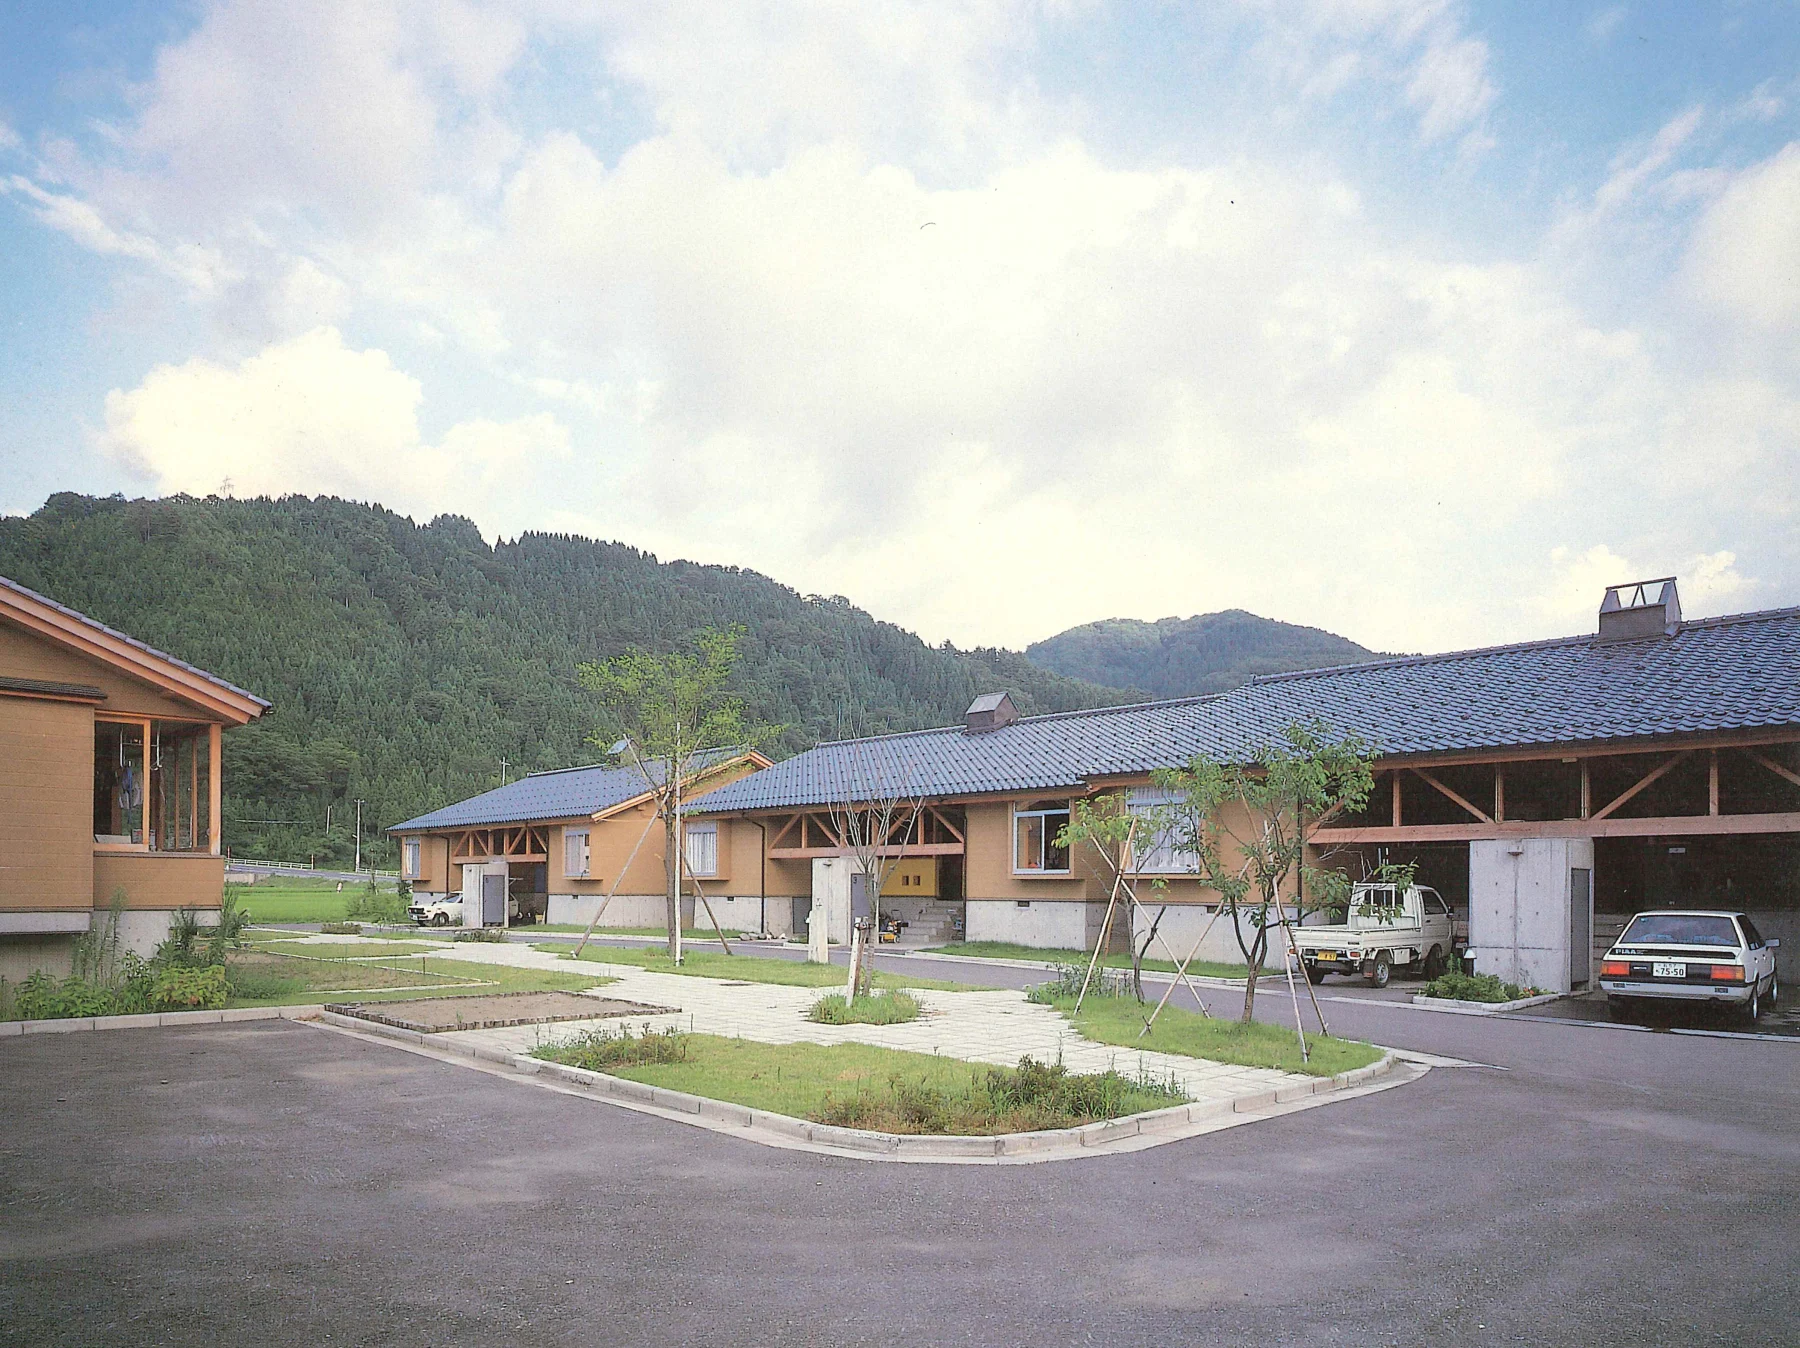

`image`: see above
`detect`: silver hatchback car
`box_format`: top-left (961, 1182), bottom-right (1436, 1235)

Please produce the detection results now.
top-left (1600, 910), bottom-right (1780, 1023)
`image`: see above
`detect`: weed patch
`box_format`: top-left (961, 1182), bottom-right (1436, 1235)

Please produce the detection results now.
top-left (807, 991), bottom-right (921, 1025)
top-left (1422, 970), bottom-right (1538, 1003)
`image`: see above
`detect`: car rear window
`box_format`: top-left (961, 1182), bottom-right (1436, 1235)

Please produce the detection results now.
top-left (1620, 914), bottom-right (1740, 948)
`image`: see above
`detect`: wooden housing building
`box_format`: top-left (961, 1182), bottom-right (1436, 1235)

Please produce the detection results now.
top-left (0, 575), bottom-right (269, 982)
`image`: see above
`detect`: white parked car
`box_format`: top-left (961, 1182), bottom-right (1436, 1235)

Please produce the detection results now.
top-left (1600, 910), bottom-right (1780, 1023)
top-left (409, 898), bottom-right (463, 927)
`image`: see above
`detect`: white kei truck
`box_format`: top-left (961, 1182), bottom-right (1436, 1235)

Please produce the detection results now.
top-left (1292, 883), bottom-right (1460, 988)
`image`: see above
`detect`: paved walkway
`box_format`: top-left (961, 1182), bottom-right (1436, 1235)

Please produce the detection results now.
top-left (274, 931), bottom-right (1318, 1105)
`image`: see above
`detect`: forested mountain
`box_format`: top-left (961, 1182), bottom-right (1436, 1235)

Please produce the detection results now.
top-left (0, 493), bottom-right (1129, 868)
top-left (1025, 611), bottom-right (1386, 699)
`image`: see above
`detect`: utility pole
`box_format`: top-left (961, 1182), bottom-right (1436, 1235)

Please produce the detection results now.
top-left (354, 798), bottom-right (365, 874)
top-left (499, 758), bottom-right (510, 785)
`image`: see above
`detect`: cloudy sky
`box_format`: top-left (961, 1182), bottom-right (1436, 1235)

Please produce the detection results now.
top-left (2, 2), bottom-right (1797, 655)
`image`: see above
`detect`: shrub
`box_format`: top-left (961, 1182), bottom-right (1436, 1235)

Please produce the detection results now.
top-left (534, 1023), bottom-right (690, 1070)
top-left (151, 963), bottom-right (229, 1011)
top-left (815, 1055), bottom-right (1186, 1134)
top-left (453, 927), bottom-right (507, 943)
top-left (345, 881), bottom-right (408, 925)
top-left (1422, 970), bottom-right (1538, 1003)
top-left (320, 922), bottom-right (364, 936)
top-left (1026, 961), bottom-right (1133, 1005)
top-left (807, 991), bottom-right (921, 1025)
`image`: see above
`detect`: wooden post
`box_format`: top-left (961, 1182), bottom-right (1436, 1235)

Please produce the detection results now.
top-left (1580, 760), bottom-right (1591, 820)
top-left (208, 723), bottom-right (222, 855)
top-left (1494, 765), bottom-right (1506, 824)
top-left (1709, 750), bottom-right (1720, 817)
top-left (1391, 773), bottom-right (1402, 828)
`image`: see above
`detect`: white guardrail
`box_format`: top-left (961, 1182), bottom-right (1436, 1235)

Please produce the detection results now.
top-left (227, 858), bottom-right (400, 879)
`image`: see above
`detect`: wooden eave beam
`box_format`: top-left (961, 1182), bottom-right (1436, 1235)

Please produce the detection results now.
top-left (0, 594), bottom-right (266, 724)
top-left (1591, 751), bottom-right (1691, 821)
top-left (1749, 749), bottom-right (1800, 791)
top-left (1311, 810), bottom-right (1800, 843)
top-left (1409, 767), bottom-right (1494, 823)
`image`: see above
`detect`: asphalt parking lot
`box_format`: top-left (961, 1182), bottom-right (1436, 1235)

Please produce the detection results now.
top-left (3, 973), bottom-right (1796, 1348)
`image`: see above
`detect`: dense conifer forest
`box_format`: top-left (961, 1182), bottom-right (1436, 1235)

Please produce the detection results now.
top-left (0, 493), bottom-right (1127, 867)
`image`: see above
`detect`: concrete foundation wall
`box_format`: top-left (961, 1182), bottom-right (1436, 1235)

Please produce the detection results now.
top-left (546, 893), bottom-right (667, 928)
top-left (1130, 904), bottom-right (1303, 968)
top-left (966, 899), bottom-right (1089, 949)
top-left (692, 893), bottom-right (793, 935)
top-left (0, 935), bottom-right (78, 984)
top-left (1469, 837), bottom-right (1594, 993)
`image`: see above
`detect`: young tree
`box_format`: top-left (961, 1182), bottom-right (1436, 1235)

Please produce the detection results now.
top-left (577, 626), bottom-right (774, 961)
top-left (1152, 720), bottom-right (1377, 1025)
top-left (825, 741), bottom-right (924, 991)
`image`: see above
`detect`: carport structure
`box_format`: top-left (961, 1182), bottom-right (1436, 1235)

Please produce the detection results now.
top-left (1277, 580), bottom-right (1800, 988)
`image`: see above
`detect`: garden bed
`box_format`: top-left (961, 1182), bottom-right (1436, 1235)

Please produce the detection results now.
top-left (529, 1030), bottom-right (1185, 1134)
top-left (327, 990), bottom-right (673, 1033)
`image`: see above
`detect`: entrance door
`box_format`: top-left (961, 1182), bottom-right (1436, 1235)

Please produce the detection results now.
top-left (482, 873), bottom-right (507, 925)
top-left (1570, 867), bottom-right (1592, 988)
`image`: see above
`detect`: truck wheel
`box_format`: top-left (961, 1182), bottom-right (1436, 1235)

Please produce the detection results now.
top-left (1368, 952), bottom-right (1391, 989)
top-left (1423, 946), bottom-right (1446, 979)
top-left (1306, 967), bottom-right (1328, 985)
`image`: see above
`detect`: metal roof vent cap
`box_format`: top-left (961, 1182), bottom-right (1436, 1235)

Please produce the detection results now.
top-left (964, 691), bottom-right (1018, 734)
top-left (1597, 577), bottom-right (1682, 643)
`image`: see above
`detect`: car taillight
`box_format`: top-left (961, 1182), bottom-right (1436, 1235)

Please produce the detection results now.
top-left (1600, 960), bottom-right (1630, 977)
top-left (1709, 965), bottom-right (1745, 983)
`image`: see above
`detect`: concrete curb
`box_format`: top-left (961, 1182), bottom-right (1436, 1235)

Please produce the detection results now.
top-left (312, 1009), bottom-right (1403, 1163)
top-left (0, 1004), bottom-right (324, 1037)
top-left (1411, 992), bottom-right (1564, 1015)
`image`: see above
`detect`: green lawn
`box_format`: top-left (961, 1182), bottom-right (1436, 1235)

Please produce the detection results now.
top-left (223, 949), bottom-right (614, 1008)
top-left (257, 940), bottom-right (441, 960)
top-left (228, 878), bottom-right (401, 924)
top-left (534, 1033), bottom-right (1182, 1132)
top-left (1047, 995), bottom-right (1382, 1078)
top-left (922, 941), bottom-right (1249, 981)
top-left (542, 944), bottom-right (985, 991)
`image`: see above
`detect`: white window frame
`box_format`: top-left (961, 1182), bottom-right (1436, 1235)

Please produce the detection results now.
top-left (685, 821), bottom-right (719, 877)
top-left (1124, 789), bottom-right (1198, 875)
top-left (1012, 802), bottom-right (1072, 876)
top-left (564, 828), bottom-right (591, 879)
top-left (402, 838), bottom-right (421, 880)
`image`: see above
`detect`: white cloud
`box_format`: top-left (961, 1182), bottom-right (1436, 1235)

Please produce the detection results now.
top-left (98, 327), bottom-right (569, 523)
top-left (1683, 141), bottom-right (1800, 330)
top-left (10, 0), bottom-right (1800, 655)
top-left (1534, 545), bottom-right (1753, 632)
top-left (1586, 6), bottom-right (1628, 43)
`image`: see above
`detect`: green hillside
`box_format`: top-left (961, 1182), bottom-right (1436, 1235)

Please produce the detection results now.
top-left (1025, 610), bottom-right (1385, 699)
top-left (0, 493), bottom-right (1129, 868)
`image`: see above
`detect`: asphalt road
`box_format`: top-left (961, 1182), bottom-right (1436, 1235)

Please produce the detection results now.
top-left (3, 958), bottom-right (1796, 1348)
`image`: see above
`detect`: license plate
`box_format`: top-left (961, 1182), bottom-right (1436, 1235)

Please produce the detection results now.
top-left (1653, 962), bottom-right (1686, 979)
top-left (1314, 951), bottom-right (1336, 962)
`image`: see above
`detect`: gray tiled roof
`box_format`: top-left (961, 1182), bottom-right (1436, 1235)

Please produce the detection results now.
top-left (389, 747), bottom-right (744, 832)
top-left (692, 606), bottom-right (1800, 813)
top-left (0, 574), bottom-right (271, 709)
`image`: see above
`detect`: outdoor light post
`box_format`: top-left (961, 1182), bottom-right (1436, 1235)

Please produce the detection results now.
top-left (354, 798), bottom-right (365, 874)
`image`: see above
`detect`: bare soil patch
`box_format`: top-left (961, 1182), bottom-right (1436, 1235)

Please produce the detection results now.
top-left (327, 990), bottom-right (673, 1033)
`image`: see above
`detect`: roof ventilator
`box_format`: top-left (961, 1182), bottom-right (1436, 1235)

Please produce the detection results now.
top-left (964, 691), bottom-right (1018, 734)
top-left (1596, 577), bottom-right (1681, 643)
